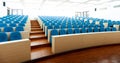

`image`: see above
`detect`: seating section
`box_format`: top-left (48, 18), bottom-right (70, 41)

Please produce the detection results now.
top-left (38, 16), bottom-right (120, 44)
top-left (0, 15), bottom-right (28, 42)
top-left (0, 15), bottom-right (28, 32)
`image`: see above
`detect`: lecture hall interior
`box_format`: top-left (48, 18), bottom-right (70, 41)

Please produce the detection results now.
top-left (0, 0), bottom-right (120, 63)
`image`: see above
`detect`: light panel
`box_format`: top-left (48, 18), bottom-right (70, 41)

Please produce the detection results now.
top-left (69, 0), bottom-right (88, 3)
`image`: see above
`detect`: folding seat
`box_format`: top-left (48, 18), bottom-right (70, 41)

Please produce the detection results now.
top-left (4, 27), bottom-right (14, 32)
top-left (15, 26), bottom-right (24, 31)
top-left (73, 25), bottom-right (78, 28)
top-left (50, 29), bottom-right (59, 43)
top-left (46, 25), bottom-right (53, 36)
top-left (0, 32), bottom-right (8, 42)
top-left (59, 29), bottom-right (66, 35)
top-left (100, 27), bottom-right (105, 32)
top-left (87, 27), bottom-right (93, 32)
top-left (0, 21), bottom-right (3, 23)
top-left (9, 23), bottom-right (16, 27)
top-left (10, 32), bottom-right (22, 41)
top-left (5, 21), bottom-right (11, 23)
top-left (67, 29), bottom-right (74, 34)
top-left (81, 28), bottom-right (87, 33)
top-left (74, 28), bottom-right (80, 33)
top-left (108, 22), bottom-right (113, 27)
top-left (54, 25), bottom-right (59, 29)
top-left (67, 24), bottom-right (72, 28)
top-left (99, 24), bottom-right (104, 28)
top-left (61, 25), bottom-right (67, 29)
top-left (105, 27), bottom-right (111, 31)
top-left (21, 21), bottom-right (26, 24)
top-left (14, 21), bottom-right (19, 23)
top-left (18, 23), bottom-right (25, 26)
top-left (93, 27), bottom-right (99, 32)
top-left (0, 24), bottom-right (7, 27)
top-left (111, 27), bottom-right (117, 31)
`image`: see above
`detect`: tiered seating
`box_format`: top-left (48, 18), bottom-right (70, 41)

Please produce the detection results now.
top-left (0, 15), bottom-right (30, 63)
top-left (39, 16), bottom-right (120, 44)
top-left (0, 15), bottom-right (28, 32)
top-left (0, 15), bottom-right (29, 42)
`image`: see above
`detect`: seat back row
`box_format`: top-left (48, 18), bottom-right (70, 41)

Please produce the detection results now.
top-left (0, 31), bottom-right (29, 42)
top-left (48, 27), bottom-right (117, 44)
top-left (0, 26), bottom-right (24, 32)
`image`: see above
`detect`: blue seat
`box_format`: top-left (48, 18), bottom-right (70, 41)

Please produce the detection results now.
top-left (10, 32), bottom-right (22, 40)
top-left (46, 26), bottom-right (53, 36)
top-left (0, 32), bottom-right (8, 42)
top-left (68, 25), bottom-right (72, 28)
top-left (60, 29), bottom-right (66, 35)
top-left (67, 29), bottom-right (73, 34)
top-left (105, 27), bottom-right (111, 31)
top-left (87, 28), bottom-right (93, 32)
top-left (0, 29), bottom-right (1, 32)
top-left (61, 25), bottom-right (67, 29)
top-left (0, 24), bottom-right (7, 27)
top-left (111, 27), bottom-right (117, 31)
top-left (74, 28), bottom-right (80, 33)
top-left (100, 27), bottom-right (105, 32)
top-left (50, 29), bottom-right (59, 43)
top-left (73, 25), bottom-right (78, 28)
top-left (4, 27), bottom-right (13, 32)
top-left (18, 23), bottom-right (25, 26)
top-left (93, 27), bottom-right (99, 32)
top-left (16, 27), bottom-right (24, 31)
top-left (81, 28), bottom-right (87, 33)
top-left (9, 24), bottom-right (16, 27)
top-left (54, 25), bottom-right (59, 29)
top-left (14, 21), bottom-right (19, 23)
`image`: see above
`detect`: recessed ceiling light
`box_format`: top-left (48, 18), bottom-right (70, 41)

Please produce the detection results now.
top-left (69, 0), bottom-right (88, 3)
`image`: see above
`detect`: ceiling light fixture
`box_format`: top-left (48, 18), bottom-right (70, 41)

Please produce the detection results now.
top-left (69, 0), bottom-right (88, 3)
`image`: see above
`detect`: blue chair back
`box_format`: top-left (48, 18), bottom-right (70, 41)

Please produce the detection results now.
top-left (16, 27), bottom-right (24, 31)
top-left (4, 27), bottom-right (13, 32)
top-left (0, 32), bottom-right (8, 42)
top-left (67, 29), bottom-right (73, 34)
top-left (10, 32), bottom-right (22, 40)
top-left (111, 27), bottom-right (117, 31)
top-left (60, 29), bottom-right (66, 35)
top-left (74, 28), bottom-right (80, 33)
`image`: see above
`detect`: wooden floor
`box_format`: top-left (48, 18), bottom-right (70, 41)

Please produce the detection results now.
top-left (33, 44), bottom-right (120, 63)
top-left (30, 20), bottom-right (52, 60)
top-left (29, 20), bottom-right (120, 63)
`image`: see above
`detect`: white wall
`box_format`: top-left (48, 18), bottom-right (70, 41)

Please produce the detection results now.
top-left (0, 1), bottom-right (7, 17)
top-left (89, 1), bottom-right (120, 21)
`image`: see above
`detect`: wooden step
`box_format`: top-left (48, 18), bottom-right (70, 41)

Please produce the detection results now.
top-left (31, 26), bottom-right (40, 28)
top-left (31, 47), bottom-right (52, 60)
top-left (31, 21), bottom-right (40, 26)
top-left (31, 28), bottom-right (43, 31)
top-left (30, 33), bottom-right (45, 37)
top-left (31, 38), bottom-right (50, 48)
top-left (30, 31), bottom-right (45, 35)
top-left (30, 34), bottom-right (47, 40)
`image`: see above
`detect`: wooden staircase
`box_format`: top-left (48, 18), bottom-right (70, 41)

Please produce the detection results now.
top-left (30, 20), bottom-right (52, 60)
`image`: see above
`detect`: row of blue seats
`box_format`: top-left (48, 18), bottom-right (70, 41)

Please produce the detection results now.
top-left (1, 15), bottom-right (28, 21)
top-left (40, 16), bottom-right (120, 26)
top-left (50, 27), bottom-right (117, 43)
top-left (0, 23), bottom-right (25, 27)
top-left (0, 15), bottom-right (28, 24)
top-left (0, 32), bottom-right (22, 42)
top-left (0, 26), bottom-right (24, 32)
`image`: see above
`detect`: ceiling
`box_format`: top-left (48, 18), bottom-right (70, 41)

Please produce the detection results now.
top-left (2, 0), bottom-right (120, 9)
